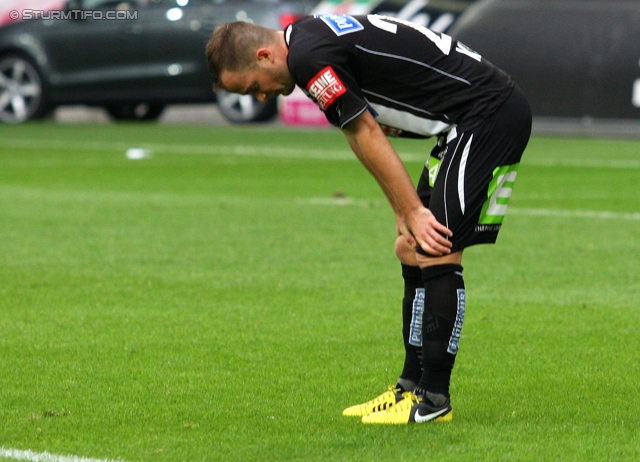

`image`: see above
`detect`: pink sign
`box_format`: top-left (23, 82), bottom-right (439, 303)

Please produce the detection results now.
top-left (279, 87), bottom-right (331, 127)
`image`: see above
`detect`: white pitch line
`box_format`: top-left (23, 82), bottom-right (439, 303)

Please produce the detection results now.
top-left (0, 137), bottom-right (428, 162)
top-left (524, 157), bottom-right (640, 169)
top-left (508, 207), bottom-right (640, 221)
top-left (296, 197), bottom-right (381, 207)
top-left (0, 448), bottom-right (126, 462)
top-left (0, 138), bottom-right (357, 161)
top-left (0, 138), bottom-right (638, 168)
top-left (297, 199), bottom-right (640, 221)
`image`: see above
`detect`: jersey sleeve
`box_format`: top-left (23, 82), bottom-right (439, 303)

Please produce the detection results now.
top-left (286, 19), bottom-right (368, 128)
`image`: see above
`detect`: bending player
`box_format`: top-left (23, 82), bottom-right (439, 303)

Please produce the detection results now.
top-left (206, 14), bottom-right (531, 424)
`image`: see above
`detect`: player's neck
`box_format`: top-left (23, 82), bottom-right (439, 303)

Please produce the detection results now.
top-left (276, 31), bottom-right (289, 58)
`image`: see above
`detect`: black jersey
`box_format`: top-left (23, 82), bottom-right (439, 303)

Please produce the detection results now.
top-left (285, 14), bottom-right (514, 137)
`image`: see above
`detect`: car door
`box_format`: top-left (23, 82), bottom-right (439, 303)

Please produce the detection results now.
top-left (130, 0), bottom-right (217, 102)
top-left (40, 0), bottom-right (146, 103)
top-left (133, 0), bottom-right (289, 103)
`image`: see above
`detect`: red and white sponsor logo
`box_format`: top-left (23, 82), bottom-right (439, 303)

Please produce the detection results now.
top-left (306, 66), bottom-right (346, 110)
top-left (379, 124), bottom-right (403, 137)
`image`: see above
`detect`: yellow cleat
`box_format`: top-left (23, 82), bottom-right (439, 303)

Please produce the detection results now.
top-left (342, 386), bottom-right (413, 417)
top-left (361, 392), bottom-right (453, 424)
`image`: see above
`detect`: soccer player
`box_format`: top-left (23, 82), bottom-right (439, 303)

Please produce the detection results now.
top-left (206, 14), bottom-right (532, 424)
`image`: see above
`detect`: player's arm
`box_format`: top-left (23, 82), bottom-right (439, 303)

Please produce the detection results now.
top-left (341, 109), bottom-right (452, 256)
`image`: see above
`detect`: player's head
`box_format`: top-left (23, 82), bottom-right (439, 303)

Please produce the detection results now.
top-left (206, 22), bottom-right (295, 101)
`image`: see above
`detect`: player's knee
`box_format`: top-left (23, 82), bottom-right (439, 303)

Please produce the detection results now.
top-left (416, 250), bottom-right (463, 268)
top-left (395, 236), bottom-right (418, 266)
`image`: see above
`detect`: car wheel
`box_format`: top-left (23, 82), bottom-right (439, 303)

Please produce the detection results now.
top-left (0, 54), bottom-right (48, 123)
top-left (215, 90), bottom-right (278, 123)
top-left (106, 103), bottom-right (165, 121)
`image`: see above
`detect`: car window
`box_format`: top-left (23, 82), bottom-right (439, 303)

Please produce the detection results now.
top-left (81, 0), bottom-right (140, 9)
top-left (180, 0), bottom-right (309, 5)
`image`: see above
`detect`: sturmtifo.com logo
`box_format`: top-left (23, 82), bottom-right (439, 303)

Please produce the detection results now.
top-left (11, 9), bottom-right (138, 20)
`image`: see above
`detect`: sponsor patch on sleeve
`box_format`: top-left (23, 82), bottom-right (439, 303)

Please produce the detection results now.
top-left (315, 14), bottom-right (363, 36)
top-left (306, 66), bottom-right (347, 110)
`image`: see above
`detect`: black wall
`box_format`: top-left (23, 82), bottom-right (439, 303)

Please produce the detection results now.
top-left (449, 0), bottom-right (640, 119)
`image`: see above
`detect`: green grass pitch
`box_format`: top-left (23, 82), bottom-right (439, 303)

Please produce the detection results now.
top-left (0, 122), bottom-right (639, 461)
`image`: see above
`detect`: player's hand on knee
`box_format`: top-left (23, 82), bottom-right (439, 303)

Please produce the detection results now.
top-left (407, 207), bottom-right (453, 256)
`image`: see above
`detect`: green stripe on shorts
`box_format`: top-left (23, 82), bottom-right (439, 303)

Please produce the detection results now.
top-left (428, 155), bottom-right (442, 187)
top-left (479, 163), bottom-right (520, 225)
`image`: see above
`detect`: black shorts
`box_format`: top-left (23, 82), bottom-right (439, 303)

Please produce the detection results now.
top-left (416, 85), bottom-right (532, 255)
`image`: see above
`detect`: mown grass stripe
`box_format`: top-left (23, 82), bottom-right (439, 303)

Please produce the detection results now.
top-left (1, 185), bottom-right (637, 221)
top-left (0, 138), bottom-right (638, 168)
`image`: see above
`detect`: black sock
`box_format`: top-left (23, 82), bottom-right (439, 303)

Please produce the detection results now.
top-left (399, 264), bottom-right (424, 385)
top-left (417, 264), bottom-right (465, 398)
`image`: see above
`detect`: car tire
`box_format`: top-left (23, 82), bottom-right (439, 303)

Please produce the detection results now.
top-left (215, 90), bottom-right (278, 123)
top-left (0, 54), bottom-right (49, 123)
top-left (106, 103), bottom-right (165, 121)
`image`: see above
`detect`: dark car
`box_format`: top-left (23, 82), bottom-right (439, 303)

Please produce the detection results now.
top-left (0, 0), bottom-right (316, 123)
